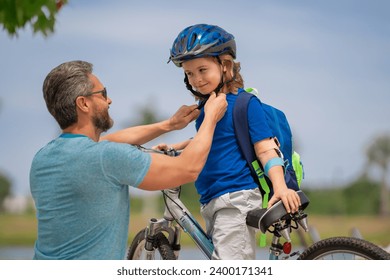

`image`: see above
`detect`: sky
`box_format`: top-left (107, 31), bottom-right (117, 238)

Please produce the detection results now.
top-left (0, 0), bottom-right (389, 197)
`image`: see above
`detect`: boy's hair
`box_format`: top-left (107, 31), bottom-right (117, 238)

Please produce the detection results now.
top-left (220, 54), bottom-right (244, 93)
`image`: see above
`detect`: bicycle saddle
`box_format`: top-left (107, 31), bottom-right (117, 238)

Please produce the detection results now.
top-left (246, 190), bottom-right (310, 233)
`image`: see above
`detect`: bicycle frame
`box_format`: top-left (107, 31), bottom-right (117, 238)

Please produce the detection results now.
top-left (134, 146), bottom-right (310, 260)
top-left (143, 185), bottom-right (310, 260)
top-left (162, 187), bottom-right (214, 259)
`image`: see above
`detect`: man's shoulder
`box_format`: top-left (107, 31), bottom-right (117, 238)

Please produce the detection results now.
top-left (98, 141), bottom-right (150, 163)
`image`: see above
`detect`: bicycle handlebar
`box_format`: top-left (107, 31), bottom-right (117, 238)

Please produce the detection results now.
top-left (135, 145), bottom-right (181, 157)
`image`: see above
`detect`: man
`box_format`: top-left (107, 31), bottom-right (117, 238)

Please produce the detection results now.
top-left (30, 60), bottom-right (227, 259)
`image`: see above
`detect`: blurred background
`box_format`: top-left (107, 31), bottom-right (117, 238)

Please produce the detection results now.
top-left (0, 0), bottom-right (389, 259)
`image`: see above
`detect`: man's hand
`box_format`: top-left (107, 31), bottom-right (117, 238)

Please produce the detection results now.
top-left (139, 93), bottom-right (227, 191)
top-left (168, 104), bottom-right (200, 130)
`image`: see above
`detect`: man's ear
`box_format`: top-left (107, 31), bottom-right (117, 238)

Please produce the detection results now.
top-left (75, 96), bottom-right (90, 113)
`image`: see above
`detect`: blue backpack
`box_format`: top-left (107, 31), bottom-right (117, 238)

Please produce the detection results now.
top-left (233, 88), bottom-right (304, 209)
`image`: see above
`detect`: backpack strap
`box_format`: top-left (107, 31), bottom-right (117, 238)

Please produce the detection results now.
top-left (233, 91), bottom-right (271, 208)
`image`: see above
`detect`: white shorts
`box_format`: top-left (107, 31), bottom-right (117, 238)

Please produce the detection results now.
top-left (200, 188), bottom-right (262, 260)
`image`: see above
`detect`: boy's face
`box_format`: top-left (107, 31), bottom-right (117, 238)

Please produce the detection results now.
top-left (182, 57), bottom-right (224, 95)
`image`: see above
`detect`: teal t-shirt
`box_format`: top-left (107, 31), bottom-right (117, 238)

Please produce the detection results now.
top-left (30, 134), bottom-right (151, 259)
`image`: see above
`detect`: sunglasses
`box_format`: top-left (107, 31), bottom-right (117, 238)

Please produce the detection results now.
top-left (85, 87), bottom-right (107, 100)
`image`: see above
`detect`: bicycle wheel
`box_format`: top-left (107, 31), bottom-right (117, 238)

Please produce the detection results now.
top-left (127, 228), bottom-right (176, 260)
top-left (298, 236), bottom-right (390, 260)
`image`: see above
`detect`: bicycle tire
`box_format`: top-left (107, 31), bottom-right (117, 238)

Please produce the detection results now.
top-left (127, 228), bottom-right (176, 260)
top-left (298, 236), bottom-right (390, 260)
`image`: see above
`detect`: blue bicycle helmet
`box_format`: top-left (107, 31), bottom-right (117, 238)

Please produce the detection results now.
top-left (168, 24), bottom-right (236, 67)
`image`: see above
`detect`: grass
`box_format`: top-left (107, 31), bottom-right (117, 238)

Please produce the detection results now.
top-left (129, 212), bottom-right (390, 248)
top-left (1, 212), bottom-right (389, 249)
top-left (0, 213), bottom-right (37, 246)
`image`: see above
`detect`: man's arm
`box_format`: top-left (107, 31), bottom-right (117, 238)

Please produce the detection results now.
top-left (100, 104), bottom-right (200, 145)
top-left (138, 93), bottom-right (227, 190)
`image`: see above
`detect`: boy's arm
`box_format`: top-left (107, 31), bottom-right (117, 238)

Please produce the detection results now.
top-left (153, 139), bottom-right (192, 151)
top-left (254, 138), bottom-right (301, 212)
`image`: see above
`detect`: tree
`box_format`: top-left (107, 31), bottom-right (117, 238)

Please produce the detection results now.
top-left (0, 173), bottom-right (11, 212)
top-left (0, 0), bottom-right (67, 37)
top-left (0, 87), bottom-right (11, 211)
top-left (366, 134), bottom-right (390, 216)
top-left (343, 175), bottom-right (380, 215)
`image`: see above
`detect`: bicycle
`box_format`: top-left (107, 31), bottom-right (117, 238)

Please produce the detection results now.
top-left (127, 146), bottom-right (390, 260)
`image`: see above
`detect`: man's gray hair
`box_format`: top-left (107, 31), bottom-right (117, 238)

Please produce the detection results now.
top-left (43, 60), bottom-right (94, 129)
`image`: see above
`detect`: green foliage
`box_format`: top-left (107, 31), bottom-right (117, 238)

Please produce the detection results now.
top-left (0, 173), bottom-right (11, 211)
top-left (174, 182), bottom-right (201, 214)
top-left (137, 107), bottom-right (160, 125)
top-left (130, 177), bottom-right (385, 216)
top-left (366, 134), bottom-right (390, 169)
top-left (343, 177), bottom-right (381, 215)
top-left (304, 188), bottom-right (347, 215)
top-left (0, 0), bottom-right (68, 37)
top-left (366, 133), bottom-right (390, 216)
top-left (304, 177), bottom-right (382, 216)
top-left (129, 196), bottom-right (143, 212)
top-left (155, 184), bottom-right (201, 214)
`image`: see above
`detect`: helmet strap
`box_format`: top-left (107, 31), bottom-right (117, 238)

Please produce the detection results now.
top-left (183, 56), bottom-right (233, 100)
top-left (213, 56), bottom-right (225, 94)
top-left (184, 74), bottom-right (206, 99)
top-left (213, 77), bottom-right (225, 94)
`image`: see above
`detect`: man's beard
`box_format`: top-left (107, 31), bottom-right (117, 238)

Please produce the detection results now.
top-left (92, 107), bottom-right (113, 133)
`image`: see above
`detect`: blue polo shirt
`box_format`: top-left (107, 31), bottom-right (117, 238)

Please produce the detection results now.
top-left (195, 89), bottom-right (273, 204)
top-left (30, 134), bottom-right (151, 259)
